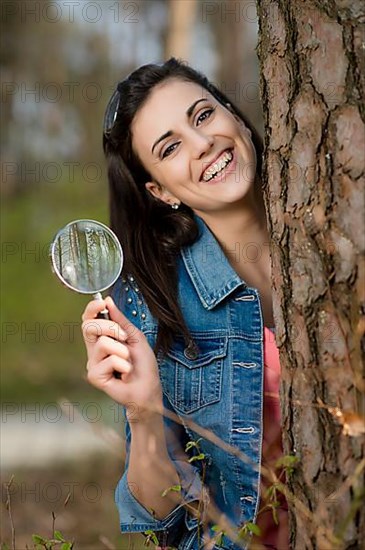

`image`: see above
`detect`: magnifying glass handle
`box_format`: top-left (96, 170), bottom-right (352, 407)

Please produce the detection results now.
top-left (94, 292), bottom-right (110, 319)
top-left (97, 310), bottom-right (110, 320)
top-left (93, 292), bottom-right (120, 379)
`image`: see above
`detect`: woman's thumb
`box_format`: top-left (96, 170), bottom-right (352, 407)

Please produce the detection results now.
top-left (104, 296), bottom-right (141, 344)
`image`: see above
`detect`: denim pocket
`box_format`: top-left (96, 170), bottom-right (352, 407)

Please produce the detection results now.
top-left (159, 335), bottom-right (227, 415)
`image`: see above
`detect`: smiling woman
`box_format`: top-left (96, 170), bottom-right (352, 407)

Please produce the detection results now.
top-left (132, 79), bottom-right (257, 216)
top-left (81, 58), bottom-right (288, 549)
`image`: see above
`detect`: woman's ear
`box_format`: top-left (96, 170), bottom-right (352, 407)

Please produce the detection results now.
top-left (145, 181), bottom-right (179, 207)
top-left (145, 181), bottom-right (163, 201)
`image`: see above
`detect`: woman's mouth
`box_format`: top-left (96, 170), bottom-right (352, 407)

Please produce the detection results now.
top-left (201, 148), bottom-right (235, 183)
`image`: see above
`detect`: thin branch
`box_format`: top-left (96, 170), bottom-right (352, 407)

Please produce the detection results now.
top-left (5, 475), bottom-right (16, 550)
top-left (51, 511), bottom-right (56, 538)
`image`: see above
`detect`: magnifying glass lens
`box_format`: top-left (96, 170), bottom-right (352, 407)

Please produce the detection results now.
top-left (50, 220), bottom-right (123, 295)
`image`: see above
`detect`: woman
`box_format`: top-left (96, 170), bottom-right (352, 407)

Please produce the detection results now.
top-left (82, 58), bottom-right (288, 549)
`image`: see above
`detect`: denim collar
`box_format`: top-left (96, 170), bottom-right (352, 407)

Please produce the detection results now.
top-left (180, 214), bottom-right (247, 310)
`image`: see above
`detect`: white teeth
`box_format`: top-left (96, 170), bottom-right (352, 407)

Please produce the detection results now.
top-left (202, 150), bottom-right (233, 182)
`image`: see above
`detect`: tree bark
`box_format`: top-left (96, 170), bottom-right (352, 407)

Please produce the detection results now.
top-left (165, 0), bottom-right (196, 61)
top-left (256, 1), bottom-right (365, 548)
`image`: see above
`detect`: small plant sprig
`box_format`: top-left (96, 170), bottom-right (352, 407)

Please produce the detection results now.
top-left (161, 484), bottom-right (182, 498)
top-left (256, 454), bottom-right (300, 526)
top-left (274, 454), bottom-right (300, 477)
top-left (142, 529), bottom-right (178, 549)
top-left (259, 485), bottom-right (281, 525)
top-left (210, 524), bottom-right (226, 547)
top-left (31, 507), bottom-right (74, 549)
top-left (185, 438), bottom-right (206, 463)
top-left (31, 530), bottom-right (73, 550)
top-left (3, 475), bottom-right (74, 550)
top-left (237, 520), bottom-right (261, 546)
top-left (185, 438), bottom-right (208, 549)
top-left (142, 530), bottom-right (159, 546)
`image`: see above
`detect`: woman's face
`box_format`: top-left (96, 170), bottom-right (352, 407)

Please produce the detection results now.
top-left (131, 78), bottom-right (257, 215)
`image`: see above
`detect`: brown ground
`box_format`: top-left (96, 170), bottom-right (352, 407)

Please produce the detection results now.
top-left (1, 454), bottom-right (146, 550)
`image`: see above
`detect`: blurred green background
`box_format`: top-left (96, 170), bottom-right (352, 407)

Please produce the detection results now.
top-left (1, 1), bottom-right (261, 547)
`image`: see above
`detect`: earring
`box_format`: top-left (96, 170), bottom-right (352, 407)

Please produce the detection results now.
top-left (171, 202), bottom-right (180, 210)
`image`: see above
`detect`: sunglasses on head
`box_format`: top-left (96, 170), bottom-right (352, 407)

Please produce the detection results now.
top-left (103, 87), bottom-right (121, 136)
top-left (103, 63), bottom-right (168, 136)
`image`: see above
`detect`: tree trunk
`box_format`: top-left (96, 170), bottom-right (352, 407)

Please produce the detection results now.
top-left (205, 0), bottom-right (264, 133)
top-left (256, 1), bottom-right (365, 548)
top-left (165, 0), bottom-right (196, 61)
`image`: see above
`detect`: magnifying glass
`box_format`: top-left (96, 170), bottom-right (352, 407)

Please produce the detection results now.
top-left (50, 219), bottom-right (123, 320)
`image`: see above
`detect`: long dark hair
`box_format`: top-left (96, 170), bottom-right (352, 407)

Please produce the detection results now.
top-left (103, 57), bottom-right (263, 356)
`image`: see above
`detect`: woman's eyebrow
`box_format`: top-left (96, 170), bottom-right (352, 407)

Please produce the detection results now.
top-left (151, 98), bottom-right (209, 154)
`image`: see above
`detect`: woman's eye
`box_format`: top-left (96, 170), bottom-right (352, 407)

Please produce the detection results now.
top-left (161, 142), bottom-right (179, 159)
top-left (196, 108), bottom-right (215, 126)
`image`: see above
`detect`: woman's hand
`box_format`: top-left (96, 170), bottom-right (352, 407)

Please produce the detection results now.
top-left (81, 296), bottom-right (163, 419)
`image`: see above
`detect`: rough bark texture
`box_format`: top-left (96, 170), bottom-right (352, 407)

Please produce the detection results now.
top-left (256, 1), bottom-right (365, 548)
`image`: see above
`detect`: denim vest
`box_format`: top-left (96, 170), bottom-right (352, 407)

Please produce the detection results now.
top-left (113, 214), bottom-right (266, 550)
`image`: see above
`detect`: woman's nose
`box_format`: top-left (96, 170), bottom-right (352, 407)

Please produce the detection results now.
top-left (190, 129), bottom-right (214, 159)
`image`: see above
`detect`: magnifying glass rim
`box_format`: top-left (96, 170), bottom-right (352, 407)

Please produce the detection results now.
top-left (50, 218), bottom-right (123, 294)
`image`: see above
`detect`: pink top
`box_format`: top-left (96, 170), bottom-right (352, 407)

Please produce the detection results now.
top-left (255, 327), bottom-right (289, 549)
top-left (262, 326), bottom-right (283, 460)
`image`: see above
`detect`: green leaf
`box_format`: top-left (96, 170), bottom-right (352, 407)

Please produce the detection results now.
top-left (272, 505), bottom-right (279, 525)
top-left (161, 484), bottom-right (182, 497)
top-left (210, 526), bottom-right (225, 546)
top-left (264, 484), bottom-right (275, 498)
top-left (61, 543), bottom-right (73, 550)
top-left (54, 531), bottom-right (64, 542)
top-left (185, 438), bottom-right (202, 452)
top-left (275, 454), bottom-right (299, 470)
top-left (188, 453), bottom-right (205, 462)
top-left (143, 530), bottom-right (159, 546)
top-left (245, 522), bottom-right (261, 536)
top-left (265, 483), bottom-right (278, 503)
top-left (32, 535), bottom-right (46, 545)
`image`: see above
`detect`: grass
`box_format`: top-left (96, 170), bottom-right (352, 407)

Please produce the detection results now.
top-left (1, 173), bottom-right (112, 404)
